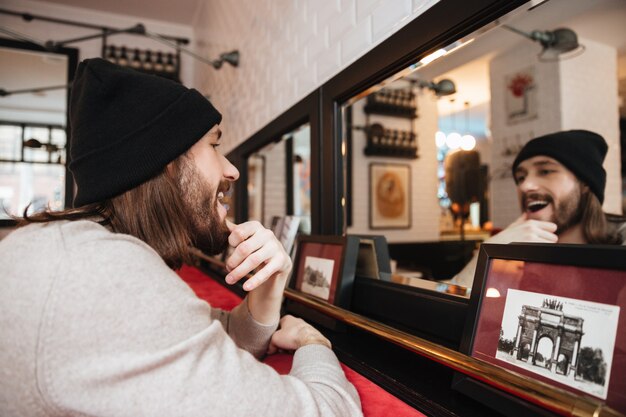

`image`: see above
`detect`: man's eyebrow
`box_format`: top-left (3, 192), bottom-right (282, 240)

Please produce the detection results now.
top-left (532, 159), bottom-right (559, 167)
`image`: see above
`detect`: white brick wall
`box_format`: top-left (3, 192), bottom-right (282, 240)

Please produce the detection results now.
top-left (192, 0), bottom-right (440, 153)
top-left (256, 142), bottom-right (287, 228)
top-left (559, 38), bottom-right (621, 215)
top-left (490, 38), bottom-right (622, 228)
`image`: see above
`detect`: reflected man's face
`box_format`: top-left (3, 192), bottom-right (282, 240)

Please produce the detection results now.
top-left (514, 156), bottom-right (584, 234)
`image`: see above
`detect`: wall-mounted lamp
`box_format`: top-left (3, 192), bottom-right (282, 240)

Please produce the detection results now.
top-left (502, 24), bottom-right (585, 61)
top-left (417, 78), bottom-right (456, 97)
top-left (0, 84), bottom-right (71, 97)
top-left (24, 138), bottom-right (62, 152)
top-left (0, 16), bottom-right (240, 70)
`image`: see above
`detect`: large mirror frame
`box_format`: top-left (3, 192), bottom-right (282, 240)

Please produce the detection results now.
top-left (319, 0), bottom-right (528, 235)
top-left (0, 38), bottom-right (78, 227)
top-left (227, 90), bottom-right (321, 233)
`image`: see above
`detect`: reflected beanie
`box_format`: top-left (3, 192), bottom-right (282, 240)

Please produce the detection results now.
top-left (68, 58), bottom-right (221, 207)
top-left (511, 130), bottom-right (608, 203)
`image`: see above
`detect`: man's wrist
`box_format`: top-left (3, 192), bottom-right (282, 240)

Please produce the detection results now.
top-left (298, 331), bottom-right (332, 349)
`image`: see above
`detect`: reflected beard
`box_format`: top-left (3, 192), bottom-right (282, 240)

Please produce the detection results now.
top-left (522, 185), bottom-right (583, 235)
top-left (552, 185), bottom-right (583, 235)
top-left (178, 159), bottom-right (230, 255)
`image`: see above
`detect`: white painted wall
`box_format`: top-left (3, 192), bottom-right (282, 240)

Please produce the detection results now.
top-left (192, 0), bottom-right (440, 153)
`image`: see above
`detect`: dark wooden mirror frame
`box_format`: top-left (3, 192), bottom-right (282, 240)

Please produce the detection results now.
top-left (0, 37), bottom-right (78, 228)
top-left (226, 90), bottom-right (320, 232)
top-left (319, 0), bottom-right (527, 235)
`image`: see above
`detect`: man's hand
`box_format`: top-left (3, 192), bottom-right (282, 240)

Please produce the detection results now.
top-left (486, 214), bottom-right (558, 245)
top-left (224, 220), bottom-right (292, 291)
top-left (267, 315), bottom-right (331, 354)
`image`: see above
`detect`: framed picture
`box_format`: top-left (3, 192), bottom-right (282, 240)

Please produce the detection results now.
top-left (369, 163), bottom-right (411, 229)
top-left (290, 235), bottom-right (360, 308)
top-left (454, 243), bottom-right (626, 416)
top-left (505, 66), bottom-right (537, 125)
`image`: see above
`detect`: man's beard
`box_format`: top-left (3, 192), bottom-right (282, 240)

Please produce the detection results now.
top-left (177, 158), bottom-right (231, 255)
top-left (521, 183), bottom-right (584, 235)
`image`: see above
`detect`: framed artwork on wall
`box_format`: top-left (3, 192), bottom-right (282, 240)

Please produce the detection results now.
top-left (505, 66), bottom-right (537, 125)
top-left (454, 243), bottom-right (626, 416)
top-left (369, 163), bottom-right (411, 229)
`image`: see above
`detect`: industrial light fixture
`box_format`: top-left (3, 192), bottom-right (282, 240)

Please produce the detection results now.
top-left (0, 16), bottom-right (239, 70)
top-left (0, 84), bottom-right (71, 97)
top-left (417, 78), bottom-right (456, 97)
top-left (501, 24), bottom-right (585, 61)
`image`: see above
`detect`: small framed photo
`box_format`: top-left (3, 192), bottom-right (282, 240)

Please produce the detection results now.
top-left (290, 235), bottom-right (358, 308)
top-left (369, 163), bottom-right (411, 229)
top-left (454, 243), bottom-right (626, 415)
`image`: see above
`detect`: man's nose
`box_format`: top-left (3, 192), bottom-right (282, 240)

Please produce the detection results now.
top-left (222, 155), bottom-right (240, 181)
top-left (518, 176), bottom-right (538, 192)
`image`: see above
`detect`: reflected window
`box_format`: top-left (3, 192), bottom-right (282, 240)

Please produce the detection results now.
top-left (0, 46), bottom-right (69, 220)
top-left (0, 123), bottom-right (67, 219)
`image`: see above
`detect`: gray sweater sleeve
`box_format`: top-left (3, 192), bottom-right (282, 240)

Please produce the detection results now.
top-left (32, 222), bottom-right (362, 417)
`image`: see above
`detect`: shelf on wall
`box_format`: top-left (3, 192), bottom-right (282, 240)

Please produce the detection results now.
top-left (363, 102), bottom-right (417, 119)
top-left (364, 144), bottom-right (418, 159)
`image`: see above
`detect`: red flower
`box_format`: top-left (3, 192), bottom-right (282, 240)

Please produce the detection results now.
top-left (508, 74), bottom-right (534, 97)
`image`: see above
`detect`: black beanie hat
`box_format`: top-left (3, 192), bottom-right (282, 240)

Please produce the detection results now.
top-left (511, 130), bottom-right (608, 203)
top-left (68, 58), bottom-right (221, 207)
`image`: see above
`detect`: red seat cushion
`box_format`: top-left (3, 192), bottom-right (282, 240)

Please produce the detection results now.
top-left (177, 265), bottom-right (426, 417)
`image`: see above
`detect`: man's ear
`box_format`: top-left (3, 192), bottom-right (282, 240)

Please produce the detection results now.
top-left (166, 160), bottom-right (176, 178)
top-left (580, 183), bottom-right (590, 194)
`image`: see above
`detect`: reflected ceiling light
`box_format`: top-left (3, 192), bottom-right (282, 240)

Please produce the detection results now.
top-left (461, 101), bottom-right (476, 151)
top-left (502, 24), bottom-right (585, 61)
top-left (419, 48), bottom-right (447, 65)
top-left (486, 288), bottom-right (501, 298)
top-left (435, 131), bottom-right (447, 148)
top-left (418, 78), bottom-right (456, 97)
top-left (446, 132), bottom-right (461, 149)
top-left (460, 135), bottom-right (476, 151)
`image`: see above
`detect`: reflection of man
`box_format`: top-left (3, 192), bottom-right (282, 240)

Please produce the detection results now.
top-left (453, 130), bottom-right (626, 287)
top-left (0, 59), bottom-right (361, 416)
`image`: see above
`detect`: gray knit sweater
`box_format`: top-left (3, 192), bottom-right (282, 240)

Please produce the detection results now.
top-left (0, 220), bottom-right (362, 417)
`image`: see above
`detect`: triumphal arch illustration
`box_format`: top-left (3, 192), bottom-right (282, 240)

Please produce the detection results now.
top-left (512, 299), bottom-right (584, 376)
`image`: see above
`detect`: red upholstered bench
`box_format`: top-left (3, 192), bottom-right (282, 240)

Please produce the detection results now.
top-left (177, 265), bottom-right (426, 417)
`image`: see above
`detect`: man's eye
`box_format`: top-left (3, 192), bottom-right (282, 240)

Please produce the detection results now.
top-left (515, 175), bottom-right (525, 183)
top-left (539, 169), bottom-right (553, 175)
top-left (211, 143), bottom-right (220, 149)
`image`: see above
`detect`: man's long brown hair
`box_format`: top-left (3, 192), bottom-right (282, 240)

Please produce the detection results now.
top-left (580, 191), bottom-right (621, 244)
top-left (19, 166), bottom-right (196, 269)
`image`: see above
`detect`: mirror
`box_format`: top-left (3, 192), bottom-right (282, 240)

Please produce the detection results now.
top-left (247, 122), bottom-right (312, 239)
top-left (341, 0), bottom-right (626, 290)
top-left (0, 40), bottom-right (76, 225)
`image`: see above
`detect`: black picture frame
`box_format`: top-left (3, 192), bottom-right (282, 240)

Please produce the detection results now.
top-left (453, 243), bottom-right (626, 416)
top-left (351, 234), bottom-right (392, 281)
top-left (289, 234), bottom-right (361, 309)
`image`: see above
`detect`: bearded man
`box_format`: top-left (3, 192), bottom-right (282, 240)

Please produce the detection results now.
top-left (0, 59), bottom-right (361, 417)
top-left (452, 130), bottom-right (626, 288)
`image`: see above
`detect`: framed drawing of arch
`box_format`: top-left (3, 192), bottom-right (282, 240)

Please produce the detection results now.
top-left (455, 243), bottom-right (626, 416)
